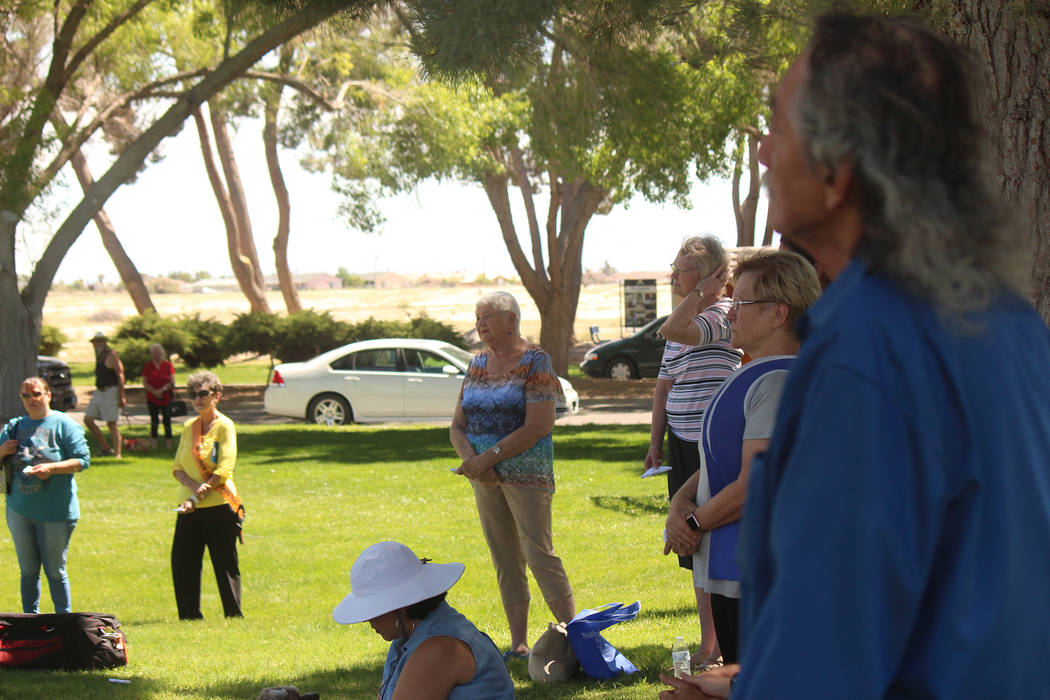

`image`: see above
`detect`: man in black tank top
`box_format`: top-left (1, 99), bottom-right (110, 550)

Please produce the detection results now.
top-left (84, 332), bottom-right (126, 458)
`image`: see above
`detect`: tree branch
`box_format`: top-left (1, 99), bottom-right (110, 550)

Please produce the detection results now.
top-left (62, 0), bottom-right (157, 83)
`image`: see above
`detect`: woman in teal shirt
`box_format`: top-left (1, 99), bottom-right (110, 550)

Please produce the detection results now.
top-left (1, 376), bottom-right (90, 613)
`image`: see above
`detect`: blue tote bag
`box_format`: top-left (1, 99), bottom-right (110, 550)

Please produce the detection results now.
top-left (565, 601), bottom-right (641, 679)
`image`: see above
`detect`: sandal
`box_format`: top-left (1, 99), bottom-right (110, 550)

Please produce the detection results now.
top-left (502, 649), bottom-right (529, 662)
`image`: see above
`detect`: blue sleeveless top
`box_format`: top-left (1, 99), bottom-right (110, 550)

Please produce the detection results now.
top-left (379, 601), bottom-right (514, 700)
top-left (702, 356), bottom-right (793, 581)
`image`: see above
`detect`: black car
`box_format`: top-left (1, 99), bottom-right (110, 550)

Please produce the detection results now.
top-left (579, 315), bottom-right (668, 380)
top-left (37, 356), bottom-right (78, 411)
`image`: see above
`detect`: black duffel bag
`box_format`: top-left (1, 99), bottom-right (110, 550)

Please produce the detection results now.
top-left (0, 612), bottom-right (128, 670)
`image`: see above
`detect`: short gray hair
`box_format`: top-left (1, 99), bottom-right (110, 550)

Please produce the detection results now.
top-left (679, 235), bottom-right (728, 278)
top-left (186, 371), bottom-right (221, 395)
top-left (796, 13), bottom-right (1029, 317)
top-left (476, 291), bottom-right (521, 334)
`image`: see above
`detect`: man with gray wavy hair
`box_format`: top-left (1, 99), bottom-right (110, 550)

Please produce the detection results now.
top-left (660, 12), bottom-right (1050, 700)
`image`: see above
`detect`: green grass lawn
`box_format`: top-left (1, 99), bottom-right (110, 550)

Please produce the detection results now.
top-left (69, 358), bottom-right (274, 388)
top-left (0, 424), bottom-right (703, 699)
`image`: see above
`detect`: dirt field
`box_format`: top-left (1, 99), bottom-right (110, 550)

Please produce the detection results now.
top-left (44, 282), bottom-right (667, 363)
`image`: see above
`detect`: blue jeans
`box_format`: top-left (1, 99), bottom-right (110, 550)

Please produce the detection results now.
top-left (5, 506), bottom-right (77, 613)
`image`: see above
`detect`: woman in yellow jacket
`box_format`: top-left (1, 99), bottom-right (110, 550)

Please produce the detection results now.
top-left (171, 371), bottom-right (244, 619)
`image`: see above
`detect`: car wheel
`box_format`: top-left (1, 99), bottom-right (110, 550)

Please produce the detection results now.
top-left (606, 357), bottom-right (636, 380)
top-left (307, 393), bottom-right (352, 426)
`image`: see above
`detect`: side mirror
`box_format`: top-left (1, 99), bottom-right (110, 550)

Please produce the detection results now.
top-left (442, 365), bottom-right (462, 376)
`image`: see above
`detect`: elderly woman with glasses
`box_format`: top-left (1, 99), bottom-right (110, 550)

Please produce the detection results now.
top-left (1, 377), bottom-right (90, 613)
top-left (663, 249), bottom-right (822, 665)
top-left (170, 371), bottom-right (244, 619)
top-left (650, 235), bottom-right (743, 668)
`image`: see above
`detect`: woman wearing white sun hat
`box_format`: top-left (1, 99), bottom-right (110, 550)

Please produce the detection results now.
top-left (333, 542), bottom-right (514, 699)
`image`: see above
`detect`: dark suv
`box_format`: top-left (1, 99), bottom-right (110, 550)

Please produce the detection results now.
top-left (37, 356), bottom-right (78, 411)
top-left (579, 315), bottom-right (668, 380)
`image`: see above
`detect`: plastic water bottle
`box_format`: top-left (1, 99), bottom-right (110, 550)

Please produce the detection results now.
top-left (672, 635), bottom-right (690, 678)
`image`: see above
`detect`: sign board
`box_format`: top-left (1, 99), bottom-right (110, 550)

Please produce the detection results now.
top-left (623, 279), bottom-right (658, 328)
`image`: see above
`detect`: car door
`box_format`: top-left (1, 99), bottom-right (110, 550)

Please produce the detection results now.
top-left (401, 348), bottom-right (465, 418)
top-left (332, 348), bottom-right (404, 419)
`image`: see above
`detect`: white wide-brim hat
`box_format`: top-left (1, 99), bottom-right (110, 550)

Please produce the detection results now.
top-left (332, 541), bottom-right (465, 625)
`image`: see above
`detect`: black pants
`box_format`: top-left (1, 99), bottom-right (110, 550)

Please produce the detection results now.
top-left (711, 594), bottom-right (740, 663)
top-left (148, 402), bottom-right (172, 439)
top-left (667, 430), bottom-right (700, 570)
top-left (171, 505), bottom-right (242, 619)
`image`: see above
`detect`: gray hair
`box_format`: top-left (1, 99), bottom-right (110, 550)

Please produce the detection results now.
top-left (796, 13), bottom-right (1029, 316)
top-left (186, 371), bottom-right (222, 395)
top-left (679, 235), bottom-right (729, 278)
top-left (150, 343), bottom-right (166, 357)
top-left (733, 249), bottom-right (822, 335)
top-left (476, 291), bottom-right (521, 334)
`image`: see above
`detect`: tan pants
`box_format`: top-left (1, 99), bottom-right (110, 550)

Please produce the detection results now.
top-left (471, 481), bottom-right (573, 607)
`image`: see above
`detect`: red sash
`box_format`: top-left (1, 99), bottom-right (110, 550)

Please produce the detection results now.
top-left (191, 419), bottom-right (245, 543)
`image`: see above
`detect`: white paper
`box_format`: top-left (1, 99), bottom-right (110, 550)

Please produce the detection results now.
top-left (641, 465), bottom-right (672, 478)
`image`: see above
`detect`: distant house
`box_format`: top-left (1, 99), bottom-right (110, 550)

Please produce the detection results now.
top-left (293, 273), bottom-right (341, 291)
top-left (192, 278), bottom-right (240, 293)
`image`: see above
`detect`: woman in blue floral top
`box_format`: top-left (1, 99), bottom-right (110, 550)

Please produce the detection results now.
top-left (451, 292), bottom-right (576, 660)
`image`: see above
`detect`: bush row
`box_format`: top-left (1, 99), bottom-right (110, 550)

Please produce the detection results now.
top-left (104, 310), bottom-right (465, 378)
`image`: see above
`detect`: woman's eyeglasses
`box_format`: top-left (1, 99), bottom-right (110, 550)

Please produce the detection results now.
top-left (670, 262), bottom-right (699, 274)
top-left (20, 390), bottom-right (45, 399)
top-left (189, 389), bottom-right (214, 399)
top-left (730, 298), bottom-right (779, 312)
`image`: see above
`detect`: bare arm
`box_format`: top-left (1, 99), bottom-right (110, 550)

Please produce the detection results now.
top-left (455, 400), bottom-right (556, 480)
top-left (645, 378), bottom-right (674, 471)
top-left (659, 266), bottom-right (728, 345)
top-left (692, 438), bottom-right (768, 531)
top-left (107, 350), bottom-right (126, 407)
top-left (391, 635), bottom-right (475, 700)
top-left (24, 458), bottom-right (83, 480)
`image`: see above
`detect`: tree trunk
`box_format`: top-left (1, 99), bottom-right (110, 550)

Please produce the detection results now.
top-left (732, 132), bottom-right (760, 247)
top-left (0, 216), bottom-right (37, 422)
top-left (193, 105), bottom-right (272, 314)
top-left (264, 49), bottom-right (301, 314)
top-left (480, 168), bottom-right (605, 376)
top-left (69, 149), bottom-right (156, 314)
top-left (209, 104), bottom-right (269, 299)
top-left (1, 2), bottom-right (345, 417)
top-left (923, 1), bottom-right (1049, 319)
top-left (761, 199), bottom-right (774, 246)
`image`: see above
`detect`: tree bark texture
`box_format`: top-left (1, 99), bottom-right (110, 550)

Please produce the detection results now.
top-left (924, 1), bottom-right (1049, 319)
top-left (69, 149), bottom-right (156, 314)
top-left (732, 133), bottom-right (761, 247)
top-left (265, 46), bottom-right (302, 314)
top-left (481, 168), bottom-right (606, 376)
top-left (1, 2), bottom-right (343, 418)
top-left (193, 105), bottom-right (272, 314)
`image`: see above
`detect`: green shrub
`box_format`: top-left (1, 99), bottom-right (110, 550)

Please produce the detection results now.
top-left (407, 313), bottom-right (465, 348)
top-left (38, 324), bottom-right (68, 356)
top-left (112, 312), bottom-right (191, 377)
top-left (176, 314), bottom-right (228, 368)
top-left (226, 312), bottom-right (280, 357)
top-left (345, 314), bottom-right (464, 348)
top-left (272, 310), bottom-right (350, 362)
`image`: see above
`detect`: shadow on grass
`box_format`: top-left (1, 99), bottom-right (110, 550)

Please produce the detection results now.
top-left (226, 424), bottom-right (647, 468)
top-left (589, 494), bottom-right (666, 517)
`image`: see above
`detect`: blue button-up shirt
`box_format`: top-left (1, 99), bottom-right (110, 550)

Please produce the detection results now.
top-left (736, 258), bottom-right (1050, 699)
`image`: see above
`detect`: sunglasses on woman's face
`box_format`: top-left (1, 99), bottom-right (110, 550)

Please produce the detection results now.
top-left (189, 390), bottom-right (213, 399)
top-left (20, 390), bottom-right (45, 399)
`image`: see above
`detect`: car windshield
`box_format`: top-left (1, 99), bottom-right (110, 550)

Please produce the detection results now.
top-left (441, 344), bottom-right (473, 367)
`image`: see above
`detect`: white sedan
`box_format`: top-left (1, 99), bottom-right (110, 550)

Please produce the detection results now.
top-left (263, 338), bottom-right (580, 425)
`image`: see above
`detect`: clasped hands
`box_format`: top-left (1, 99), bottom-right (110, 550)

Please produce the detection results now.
top-left (176, 481), bottom-right (213, 513)
top-left (664, 502), bottom-right (701, 557)
top-left (453, 452), bottom-right (499, 482)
